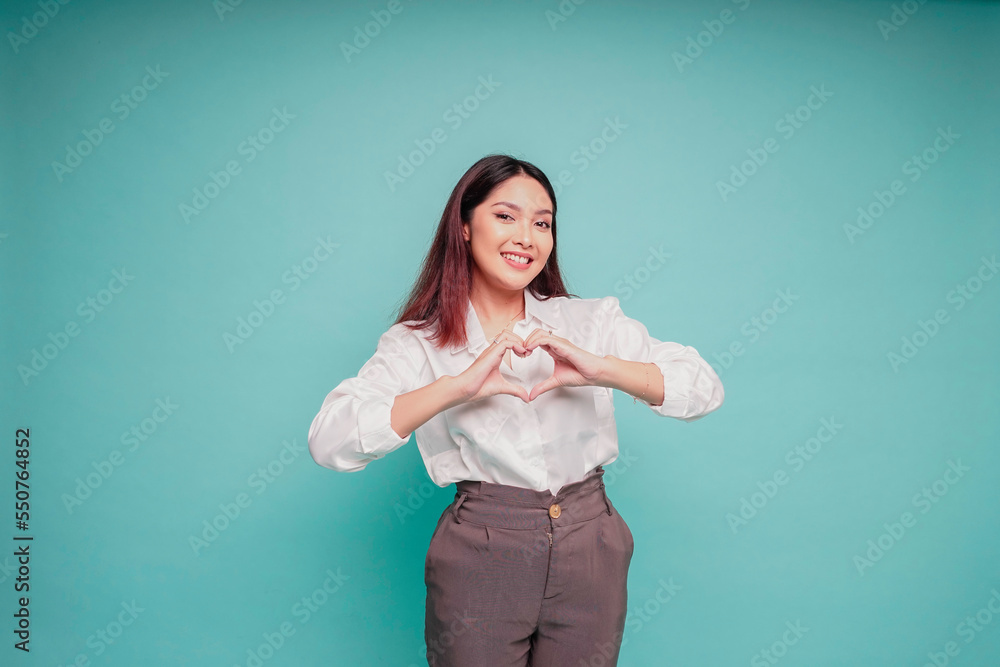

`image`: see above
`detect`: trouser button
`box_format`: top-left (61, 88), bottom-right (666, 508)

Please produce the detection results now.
top-left (548, 503), bottom-right (561, 519)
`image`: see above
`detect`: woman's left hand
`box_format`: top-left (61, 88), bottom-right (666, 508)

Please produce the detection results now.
top-left (521, 329), bottom-right (606, 402)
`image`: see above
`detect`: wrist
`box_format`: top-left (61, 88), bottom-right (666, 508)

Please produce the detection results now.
top-left (595, 355), bottom-right (623, 390)
top-left (437, 374), bottom-right (471, 408)
top-left (597, 356), bottom-right (661, 406)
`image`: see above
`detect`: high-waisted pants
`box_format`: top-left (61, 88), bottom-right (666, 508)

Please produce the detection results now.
top-left (423, 465), bottom-right (634, 666)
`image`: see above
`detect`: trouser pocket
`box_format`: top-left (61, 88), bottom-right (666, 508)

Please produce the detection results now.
top-left (609, 501), bottom-right (634, 558)
top-left (425, 502), bottom-right (454, 577)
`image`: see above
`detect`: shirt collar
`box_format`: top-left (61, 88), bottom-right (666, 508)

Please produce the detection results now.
top-left (450, 287), bottom-right (560, 356)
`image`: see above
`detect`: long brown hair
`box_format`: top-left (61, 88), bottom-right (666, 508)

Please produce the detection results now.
top-left (393, 154), bottom-right (578, 350)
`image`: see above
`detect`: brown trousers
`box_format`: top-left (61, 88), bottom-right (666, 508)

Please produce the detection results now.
top-left (424, 466), bottom-right (634, 666)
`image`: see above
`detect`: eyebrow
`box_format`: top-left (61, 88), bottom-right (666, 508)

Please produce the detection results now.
top-left (491, 201), bottom-right (553, 216)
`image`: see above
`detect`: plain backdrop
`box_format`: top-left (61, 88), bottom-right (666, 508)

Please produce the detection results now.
top-left (3, 0), bottom-right (999, 664)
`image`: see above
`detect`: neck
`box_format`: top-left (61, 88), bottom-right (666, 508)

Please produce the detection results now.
top-left (470, 282), bottom-right (525, 325)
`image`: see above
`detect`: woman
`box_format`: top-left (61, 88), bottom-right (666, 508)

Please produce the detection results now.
top-left (307, 154), bottom-right (724, 666)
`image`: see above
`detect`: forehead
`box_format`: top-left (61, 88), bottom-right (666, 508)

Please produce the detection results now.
top-left (487, 177), bottom-right (553, 213)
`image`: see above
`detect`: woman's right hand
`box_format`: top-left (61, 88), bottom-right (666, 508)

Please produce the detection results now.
top-left (454, 330), bottom-right (532, 404)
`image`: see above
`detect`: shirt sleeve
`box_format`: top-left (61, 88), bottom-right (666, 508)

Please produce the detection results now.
top-left (307, 323), bottom-right (425, 472)
top-left (599, 296), bottom-right (724, 422)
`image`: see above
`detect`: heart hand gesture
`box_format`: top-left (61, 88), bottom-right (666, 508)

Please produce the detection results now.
top-left (455, 329), bottom-right (533, 404)
top-left (454, 328), bottom-right (606, 405)
top-left (522, 329), bottom-right (606, 402)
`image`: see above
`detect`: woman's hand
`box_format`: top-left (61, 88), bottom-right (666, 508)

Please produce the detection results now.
top-left (522, 329), bottom-right (606, 402)
top-left (453, 330), bottom-right (532, 404)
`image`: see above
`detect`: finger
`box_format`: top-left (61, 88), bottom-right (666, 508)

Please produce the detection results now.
top-left (522, 328), bottom-right (548, 349)
top-left (524, 329), bottom-right (563, 353)
top-left (493, 331), bottom-right (528, 356)
top-left (499, 380), bottom-right (530, 403)
top-left (487, 332), bottom-right (520, 355)
top-left (529, 338), bottom-right (568, 362)
top-left (489, 329), bottom-right (520, 348)
top-left (528, 376), bottom-right (560, 402)
top-left (503, 327), bottom-right (525, 344)
top-left (483, 341), bottom-right (524, 372)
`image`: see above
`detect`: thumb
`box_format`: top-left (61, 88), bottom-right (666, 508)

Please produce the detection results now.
top-left (479, 340), bottom-right (509, 369)
top-left (499, 380), bottom-right (530, 403)
top-left (528, 375), bottom-right (561, 402)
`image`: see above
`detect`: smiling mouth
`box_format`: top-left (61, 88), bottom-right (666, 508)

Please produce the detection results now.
top-left (501, 252), bottom-right (533, 265)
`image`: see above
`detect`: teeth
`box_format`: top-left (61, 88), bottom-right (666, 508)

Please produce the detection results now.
top-left (501, 253), bottom-right (530, 264)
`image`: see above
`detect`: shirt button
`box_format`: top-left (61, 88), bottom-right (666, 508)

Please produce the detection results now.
top-left (548, 503), bottom-right (561, 519)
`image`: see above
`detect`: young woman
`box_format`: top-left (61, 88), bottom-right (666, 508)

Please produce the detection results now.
top-left (307, 154), bottom-right (724, 666)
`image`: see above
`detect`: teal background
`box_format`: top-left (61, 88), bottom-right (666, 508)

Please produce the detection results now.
top-left (3, 0), bottom-right (999, 664)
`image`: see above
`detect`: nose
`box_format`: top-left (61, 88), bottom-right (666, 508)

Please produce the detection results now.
top-left (513, 220), bottom-right (533, 246)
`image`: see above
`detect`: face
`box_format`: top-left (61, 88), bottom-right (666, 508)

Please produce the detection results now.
top-left (463, 175), bottom-right (554, 293)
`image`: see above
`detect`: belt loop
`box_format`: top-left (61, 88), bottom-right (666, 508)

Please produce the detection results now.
top-left (601, 485), bottom-right (612, 516)
top-left (452, 492), bottom-right (468, 523)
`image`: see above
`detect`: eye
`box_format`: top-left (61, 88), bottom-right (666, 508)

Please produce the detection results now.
top-left (495, 212), bottom-right (550, 229)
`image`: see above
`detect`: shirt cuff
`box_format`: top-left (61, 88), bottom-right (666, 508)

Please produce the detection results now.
top-left (642, 360), bottom-right (692, 418)
top-left (644, 358), bottom-right (724, 422)
top-left (357, 394), bottom-right (411, 458)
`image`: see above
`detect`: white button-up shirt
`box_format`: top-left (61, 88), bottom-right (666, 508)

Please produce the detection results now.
top-left (307, 288), bottom-right (724, 495)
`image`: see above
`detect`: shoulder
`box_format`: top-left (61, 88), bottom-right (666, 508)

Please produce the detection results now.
top-left (539, 295), bottom-right (622, 337)
top-left (552, 294), bottom-right (621, 320)
top-left (374, 320), bottom-right (427, 358)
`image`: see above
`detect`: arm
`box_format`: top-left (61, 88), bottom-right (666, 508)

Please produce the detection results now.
top-left (390, 375), bottom-right (466, 441)
top-left (595, 296), bottom-right (724, 422)
top-left (307, 324), bottom-right (463, 471)
top-left (596, 356), bottom-right (665, 407)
